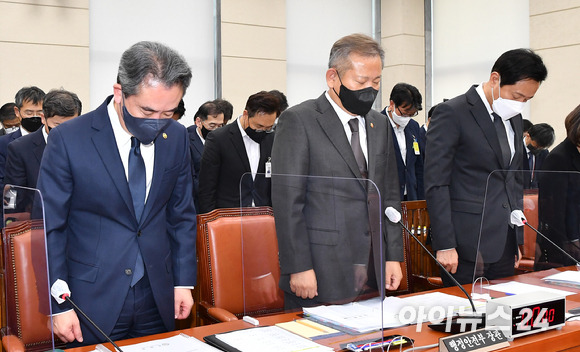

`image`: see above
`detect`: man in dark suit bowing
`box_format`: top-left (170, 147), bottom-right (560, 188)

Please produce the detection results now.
top-left (186, 100), bottom-right (225, 210)
top-left (197, 91), bottom-right (278, 213)
top-left (425, 49), bottom-right (548, 285)
top-left (38, 41), bottom-right (196, 346)
top-left (5, 89), bottom-right (81, 189)
top-left (272, 34), bottom-right (403, 309)
top-left (381, 83), bottom-right (424, 201)
top-left (522, 122), bottom-right (554, 189)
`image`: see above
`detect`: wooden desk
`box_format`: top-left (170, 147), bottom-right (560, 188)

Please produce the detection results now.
top-left (66, 268), bottom-right (580, 352)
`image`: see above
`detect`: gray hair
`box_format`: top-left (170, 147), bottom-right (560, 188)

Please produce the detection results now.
top-left (328, 33), bottom-right (384, 75)
top-left (117, 41), bottom-right (192, 97)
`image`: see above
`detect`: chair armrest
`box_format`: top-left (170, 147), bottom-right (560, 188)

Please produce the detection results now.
top-left (207, 307), bottom-right (239, 322)
top-left (2, 334), bottom-right (26, 352)
top-left (427, 277), bottom-right (443, 287)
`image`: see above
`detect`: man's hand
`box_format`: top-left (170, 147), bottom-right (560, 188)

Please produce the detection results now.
top-left (174, 288), bottom-right (194, 319)
top-left (53, 310), bottom-right (82, 343)
top-left (353, 265), bottom-right (368, 292)
top-left (436, 249), bottom-right (458, 273)
top-left (515, 247), bottom-right (522, 268)
top-left (385, 261), bottom-right (402, 290)
top-left (289, 269), bottom-right (318, 299)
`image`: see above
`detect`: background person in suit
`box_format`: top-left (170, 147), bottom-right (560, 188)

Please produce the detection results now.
top-left (198, 91), bottom-right (279, 213)
top-left (214, 98), bottom-right (234, 124)
top-left (271, 33), bottom-right (403, 309)
top-left (537, 105), bottom-right (580, 268)
top-left (0, 86), bottom-right (45, 191)
top-left (425, 49), bottom-right (548, 285)
top-left (186, 100), bottom-right (225, 210)
top-left (37, 41), bottom-right (196, 346)
top-left (0, 103), bottom-right (18, 136)
top-left (5, 89), bottom-right (82, 189)
top-left (522, 122), bottom-right (554, 189)
top-left (381, 83), bottom-right (424, 200)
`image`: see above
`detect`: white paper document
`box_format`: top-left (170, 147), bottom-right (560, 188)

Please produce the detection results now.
top-left (486, 281), bottom-right (575, 296)
top-left (214, 326), bottom-right (333, 352)
top-left (303, 292), bottom-right (482, 334)
top-left (542, 270), bottom-right (580, 286)
top-left (90, 334), bottom-right (221, 352)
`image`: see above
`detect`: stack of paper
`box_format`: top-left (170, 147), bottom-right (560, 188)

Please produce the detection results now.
top-left (542, 271), bottom-right (580, 289)
top-left (303, 292), bottom-right (481, 334)
top-left (211, 326), bottom-right (333, 352)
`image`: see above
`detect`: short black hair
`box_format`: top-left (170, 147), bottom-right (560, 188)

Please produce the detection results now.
top-left (214, 99), bottom-right (233, 123)
top-left (245, 91), bottom-right (280, 118)
top-left (174, 99), bottom-right (186, 119)
top-left (194, 101), bottom-right (222, 122)
top-left (523, 119), bottom-right (533, 133)
top-left (0, 103), bottom-right (16, 122)
top-left (43, 89), bottom-right (82, 119)
top-left (566, 104), bottom-right (580, 146)
top-left (528, 123), bottom-right (555, 149)
top-left (389, 83), bottom-right (422, 111)
top-left (14, 86), bottom-right (45, 108)
top-left (269, 90), bottom-right (288, 116)
top-left (492, 49), bottom-right (547, 86)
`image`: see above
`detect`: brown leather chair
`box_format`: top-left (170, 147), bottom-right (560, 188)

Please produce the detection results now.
top-left (401, 200), bottom-right (443, 292)
top-left (518, 191), bottom-right (539, 273)
top-left (1, 219), bottom-right (63, 352)
top-left (195, 207), bottom-right (284, 326)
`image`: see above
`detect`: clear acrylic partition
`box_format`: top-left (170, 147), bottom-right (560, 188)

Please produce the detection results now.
top-left (473, 170), bottom-right (580, 285)
top-left (240, 172), bottom-right (397, 349)
top-left (1, 185), bottom-right (55, 351)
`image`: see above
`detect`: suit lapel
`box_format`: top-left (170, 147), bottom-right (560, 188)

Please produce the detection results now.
top-left (466, 86), bottom-right (505, 168)
top-left (191, 131), bottom-right (204, 155)
top-left (229, 122), bottom-right (251, 171)
top-left (142, 133), bottom-right (171, 224)
top-left (508, 116), bottom-right (523, 169)
top-left (366, 113), bottom-right (381, 180)
top-left (91, 100), bottom-right (135, 220)
top-left (315, 95), bottom-right (362, 179)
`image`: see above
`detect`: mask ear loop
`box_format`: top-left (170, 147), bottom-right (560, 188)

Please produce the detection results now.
top-left (332, 68), bottom-right (343, 98)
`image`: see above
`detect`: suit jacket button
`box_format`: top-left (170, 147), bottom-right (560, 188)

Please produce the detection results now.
top-left (125, 269), bottom-right (132, 276)
top-left (502, 203), bottom-right (508, 209)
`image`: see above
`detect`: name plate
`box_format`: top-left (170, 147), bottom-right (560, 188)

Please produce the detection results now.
top-left (439, 328), bottom-right (509, 352)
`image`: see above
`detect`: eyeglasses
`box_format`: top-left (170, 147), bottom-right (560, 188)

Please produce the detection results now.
top-left (397, 107), bottom-right (418, 118)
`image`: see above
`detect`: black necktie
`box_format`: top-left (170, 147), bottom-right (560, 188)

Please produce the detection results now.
top-left (348, 118), bottom-right (368, 178)
top-left (129, 137), bottom-right (145, 286)
top-left (492, 113), bottom-right (511, 168)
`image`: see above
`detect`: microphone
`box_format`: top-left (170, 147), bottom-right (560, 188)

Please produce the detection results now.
top-left (510, 210), bottom-right (580, 267)
top-left (51, 279), bottom-right (124, 352)
top-left (385, 207), bottom-right (484, 333)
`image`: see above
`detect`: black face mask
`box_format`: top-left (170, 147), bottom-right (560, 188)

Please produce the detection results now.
top-left (200, 125), bottom-right (211, 139)
top-left (527, 144), bottom-right (542, 156)
top-left (20, 116), bottom-right (43, 132)
top-left (245, 126), bottom-right (267, 144)
top-left (333, 73), bottom-right (379, 116)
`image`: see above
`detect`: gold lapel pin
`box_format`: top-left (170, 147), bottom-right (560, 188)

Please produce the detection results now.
top-left (162, 133), bottom-right (167, 139)
top-left (370, 123), bottom-right (374, 128)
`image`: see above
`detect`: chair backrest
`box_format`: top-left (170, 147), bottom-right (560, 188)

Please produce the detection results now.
top-left (196, 207), bottom-right (284, 323)
top-left (522, 191), bottom-right (539, 259)
top-left (401, 200), bottom-right (442, 292)
top-left (2, 220), bottom-right (57, 351)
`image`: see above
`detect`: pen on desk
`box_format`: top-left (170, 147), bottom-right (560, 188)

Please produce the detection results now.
top-left (243, 315), bottom-right (260, 326)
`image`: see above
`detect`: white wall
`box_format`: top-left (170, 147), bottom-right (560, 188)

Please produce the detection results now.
top-left (432, 0), bottom-right (530, 116)
top-left (286, 0), bottom-right (373, 108)
top-left (89, 0), bottom-right (215, 127)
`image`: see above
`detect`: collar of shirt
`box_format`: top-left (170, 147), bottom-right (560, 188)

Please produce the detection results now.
top-left (324, 91), bottom-right (368, 162)
top-left (236, 116), bottom-right (260, 180)
top-left (107, 99), bottom-right (155, 199)
top-left (20, 126), bottom-right (30, 137)
top-left (42, 125), bottom-right (48, 144)
top-left (196, 127), bottom-right (205, 144)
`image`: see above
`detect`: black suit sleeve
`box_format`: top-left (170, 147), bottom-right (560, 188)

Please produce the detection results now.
top-left (4, 140), bottom-right (26, 187)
